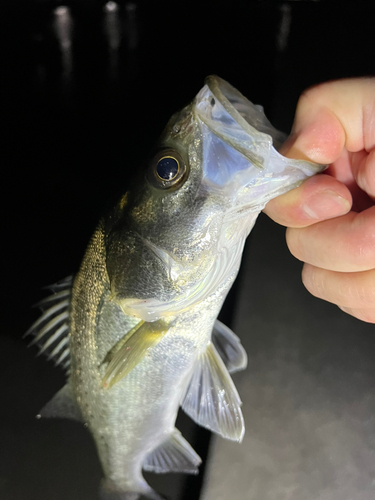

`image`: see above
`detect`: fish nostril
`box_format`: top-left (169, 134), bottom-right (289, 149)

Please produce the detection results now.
top-left (210, 97), bottom-right (215, 107)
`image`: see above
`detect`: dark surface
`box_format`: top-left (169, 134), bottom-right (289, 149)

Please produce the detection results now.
top-left (1, 1), bottom-right (375, 499)
top-left (202, 215), bottom-right (375, 500)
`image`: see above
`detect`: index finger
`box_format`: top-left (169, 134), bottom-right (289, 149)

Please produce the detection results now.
top-left (263, 173), bottom-right (352, 228)
top-left (286, 206), bottom-right (375, 272)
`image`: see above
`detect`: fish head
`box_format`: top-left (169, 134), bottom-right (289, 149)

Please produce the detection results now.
top-left (106, 76), bottom-right (325, 321)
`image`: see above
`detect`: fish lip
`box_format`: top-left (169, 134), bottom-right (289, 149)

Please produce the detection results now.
top-left (203, 75), bottom-right (286, 150)
top-left (192, 75), bottom-right (283, 190)
top-left (197, 75), bottom-right (287, 153)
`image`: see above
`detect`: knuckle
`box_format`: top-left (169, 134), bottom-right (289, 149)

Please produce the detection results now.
top-left (297, 82), bottom-right (333, 110)
top-left (352, 231), bottom-right (375, 267)
top-left (301, 264), bottom-right (314, 290)
top-left (340, 306), bottom-right (375, 324)
top-left (301, 265), bottom-right (329, 301)
top-left (341, 279), bottom-right (375, 308)
top-left (285, 227), bottom-right (304, 261)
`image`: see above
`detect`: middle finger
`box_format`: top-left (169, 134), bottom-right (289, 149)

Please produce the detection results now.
top-left (286, 206), bottom-right (375, 272)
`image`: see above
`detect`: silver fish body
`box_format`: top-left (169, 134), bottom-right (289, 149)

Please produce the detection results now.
top-left (70, 223), bottom-right (220, 496)
top-left (28, 76), bottom-right (324, 499)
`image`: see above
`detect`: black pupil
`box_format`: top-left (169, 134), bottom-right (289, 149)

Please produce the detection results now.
top-left (156, 157), bottom-right (179, 181)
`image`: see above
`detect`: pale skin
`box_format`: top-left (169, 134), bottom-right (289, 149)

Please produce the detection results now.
top-left (264, 78), bottom-right (375, 323)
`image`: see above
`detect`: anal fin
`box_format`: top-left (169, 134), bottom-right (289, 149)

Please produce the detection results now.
top-left (143, 429), bottom-right (201, 474)
top-left (181, 342), bottom-right (245, 442)
top-left (100, 479), bottom-right (166, 500)
top-left (212, 319), bottom-right (248, 374)
top-left (38, 383), bottom-right (83, 422)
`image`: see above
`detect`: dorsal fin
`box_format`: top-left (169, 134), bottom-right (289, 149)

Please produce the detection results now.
top-left (181, 342), bottom-right (245, 443)
top-left (25, 276), bottom-right (73, 372)
top-left (212, 319), bottom-right (248, 374)
top-left (143, 429), bottom-right (201, 474)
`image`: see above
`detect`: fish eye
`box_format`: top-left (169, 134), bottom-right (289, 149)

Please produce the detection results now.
top-left (148, 149), bottom-right (188, 190)
top-left (156, 156), bottom-right (179, 181)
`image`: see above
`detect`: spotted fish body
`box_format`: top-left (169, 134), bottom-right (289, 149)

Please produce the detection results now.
top-left (28, 77), bottom-right (324, 499)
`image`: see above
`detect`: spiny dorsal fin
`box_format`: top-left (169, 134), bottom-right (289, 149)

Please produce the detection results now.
top-left (25, 276), bottom-right (72, 372)
top-left (38, 383), bottom-right (83, 422)
top-left (143, 429), bottom-right (201, 474)
top-left (181, 342), bottom-right (245, 443)
top-left (212, 319), bottom-right (248, 374)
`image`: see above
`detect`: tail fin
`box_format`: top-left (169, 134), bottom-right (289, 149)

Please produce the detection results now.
top-left (99, 479), bottom-right (167, 500)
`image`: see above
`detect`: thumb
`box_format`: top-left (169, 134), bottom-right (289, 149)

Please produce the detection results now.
top-left (264, 174), bottom-right (351, 228)
top-left (281, 93), bottom-right (345, 165)
top-left (283, 78), bottom-right (375, 164)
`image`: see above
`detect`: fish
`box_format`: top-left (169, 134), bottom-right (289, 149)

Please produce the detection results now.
top-left (26, 76), bottom-right (324, 500)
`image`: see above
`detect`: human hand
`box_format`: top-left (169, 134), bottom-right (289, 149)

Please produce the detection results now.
top-left (264, 78), bottom-right (375, 323)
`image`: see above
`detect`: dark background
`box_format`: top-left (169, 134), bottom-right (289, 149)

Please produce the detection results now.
top-left (1, 1), bottom-right (375, 499)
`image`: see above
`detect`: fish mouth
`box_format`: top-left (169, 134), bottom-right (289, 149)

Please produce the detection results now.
top-left (194, 75), bottom-right (323, 212)
top-left (200, 75), bottom-right (286, 154)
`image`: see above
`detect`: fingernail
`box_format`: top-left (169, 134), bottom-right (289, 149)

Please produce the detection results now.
top-left (302, 191), bottom-right (351, 219)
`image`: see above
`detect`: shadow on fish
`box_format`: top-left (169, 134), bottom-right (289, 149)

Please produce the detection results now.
top-left (26, 76), bottom-right (324, 499)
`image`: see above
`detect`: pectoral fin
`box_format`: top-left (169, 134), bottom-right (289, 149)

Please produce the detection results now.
top-left (143, 429), bottom-right (201, 474)
top-left (212, 319), bottom-right (247, 374)
top-left (181, 342), bottom-right (244, 442)
top-left (103, 320), bottom-right (145, 364)
top-left (102, 320), bottom-right (170, 389)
